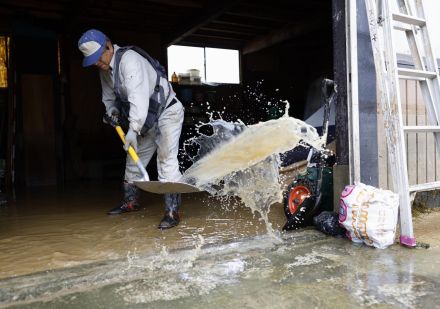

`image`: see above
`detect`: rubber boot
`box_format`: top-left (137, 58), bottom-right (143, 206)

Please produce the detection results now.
top-left (158, 193), bottom-right (181, 229)
top-left (107, 181), bottom-right (140, 215)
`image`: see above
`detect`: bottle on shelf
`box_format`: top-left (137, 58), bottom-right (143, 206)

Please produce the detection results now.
top-left (171, 72), bottom-right (178, 83)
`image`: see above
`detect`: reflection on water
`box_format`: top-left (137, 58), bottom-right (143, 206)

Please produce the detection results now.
top-left (0, 185), bottom-right (282, 280)
top-left (1, 229), bottom-right (439, 308)
top-left (1, 185), bottom-right (440, 308)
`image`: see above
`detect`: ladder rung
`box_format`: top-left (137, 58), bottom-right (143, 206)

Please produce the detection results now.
top-left (409, 181), bottom-right (440, 192)
top-left (392, 13), bottom-right (426, 27)
top-left (398, 68), bottom-right (437, 79)
top-left (398, 75), bottom-right (426, 81)
top-left (393, 23), bottom-right (412, 31)
top-left (404, 126), bottom-right (440, 133)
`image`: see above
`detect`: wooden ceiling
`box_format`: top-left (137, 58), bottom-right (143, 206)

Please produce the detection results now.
top-left (0, 0), bottom-right (331, 53)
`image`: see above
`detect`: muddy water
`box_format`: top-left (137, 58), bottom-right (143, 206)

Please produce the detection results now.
top-left (1, 198), bottom-right (440, 308)
top-left (0, 114), bottom-right (323, 281)
top-left (182, 115), bottom-right (322, 237)
top-left (2, 112), bottom-right (440, 307)
top-left (0, 183), bottom-right (285, 280)
top-left (184, 116), bottom-right (322, 186)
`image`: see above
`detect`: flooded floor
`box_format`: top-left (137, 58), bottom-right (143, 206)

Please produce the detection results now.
top-left (1, 182), bottom-right (440, 308)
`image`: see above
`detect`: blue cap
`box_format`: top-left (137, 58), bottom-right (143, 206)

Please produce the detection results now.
top-left (78, 29), bottom-right (108, 67)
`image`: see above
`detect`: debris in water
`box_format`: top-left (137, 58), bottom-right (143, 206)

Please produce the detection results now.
top-left (313, 211), bottom-right (346, 237)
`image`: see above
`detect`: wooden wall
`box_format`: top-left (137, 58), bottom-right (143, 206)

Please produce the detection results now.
top-left (378, 79), bottom-right (440, 189)
top-left (21, 74), bottom-right (57, 186)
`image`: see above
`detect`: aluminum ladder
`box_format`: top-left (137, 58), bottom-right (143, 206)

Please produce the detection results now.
top-left (364, 0), bottom-right (440, 247)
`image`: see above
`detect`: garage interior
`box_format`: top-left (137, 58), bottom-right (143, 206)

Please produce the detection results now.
top-left (0, 0), bottom-right (334, 193)
top-left (3, 2), bottom-right (440, 307)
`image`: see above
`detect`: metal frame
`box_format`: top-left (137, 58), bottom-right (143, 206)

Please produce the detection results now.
top-left (363, 0), bottom-right (440, 247)
top-left (364, 0), bottom-right (415, 247)
top-left (346, 0), bottom-right (361, 184)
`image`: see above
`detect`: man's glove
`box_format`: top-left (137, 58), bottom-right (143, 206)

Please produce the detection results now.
top-left (124, 129), bottom-right (138, 152)
top-left (106, 106), bottom-right (120, 124)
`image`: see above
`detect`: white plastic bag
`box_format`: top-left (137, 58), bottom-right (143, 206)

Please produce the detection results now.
top-left (338, 183), bottom-right (399, 249)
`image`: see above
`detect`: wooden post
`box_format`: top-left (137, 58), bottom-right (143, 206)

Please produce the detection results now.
top-left (332, 0), bottom-right (349, 167)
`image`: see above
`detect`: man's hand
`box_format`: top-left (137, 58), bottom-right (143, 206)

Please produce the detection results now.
top-left (124, 129), bottom-right (138, 152)
top-left (106, 106), bottom-right (119, 124)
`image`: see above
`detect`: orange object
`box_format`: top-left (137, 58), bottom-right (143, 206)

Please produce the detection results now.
top-left (287, 185), bottom-right (311, 215)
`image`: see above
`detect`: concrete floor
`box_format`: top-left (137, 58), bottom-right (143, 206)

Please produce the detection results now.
top-left (0, 183), bottom-right (439, 308)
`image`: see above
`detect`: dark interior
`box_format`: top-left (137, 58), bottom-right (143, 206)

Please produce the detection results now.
top-left (0, 0), bottom-right (333, 191)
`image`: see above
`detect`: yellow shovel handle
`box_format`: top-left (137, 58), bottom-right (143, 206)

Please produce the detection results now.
top-left (115, 126), bottom-right (139, 162)
top-left (115, 126), bottom-right (148, 181)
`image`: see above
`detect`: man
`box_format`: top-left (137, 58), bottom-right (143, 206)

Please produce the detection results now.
top-left (78, 29), bottom-right (184, 229)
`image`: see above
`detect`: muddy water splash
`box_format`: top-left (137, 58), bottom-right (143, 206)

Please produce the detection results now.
top-left (182, 110), bottom-right (323, 237)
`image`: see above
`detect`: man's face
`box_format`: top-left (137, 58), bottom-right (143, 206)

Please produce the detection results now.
top-left (95, 42), bottom-right (113, 71)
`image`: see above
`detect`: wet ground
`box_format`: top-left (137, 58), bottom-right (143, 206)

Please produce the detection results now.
top-left (0, 182), bottom-right (440, 308)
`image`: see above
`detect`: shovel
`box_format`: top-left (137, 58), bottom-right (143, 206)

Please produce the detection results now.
top-left (103, 114), bottom-right (200, 193)
top-left (103, 114), bottom-right (149, 181)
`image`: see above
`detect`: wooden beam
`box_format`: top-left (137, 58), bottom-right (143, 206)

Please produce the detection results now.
top-left (85, 8), bottom-right (175, 26)
top-left (242, 20), bottom-right (320, 55)
top-left (165, 0), bottom-right (242, 47)
top-left (5, 36), bottom-right (14, 194)
top-left (137, 0), bottom-right (204, 8)
top-left (87, 1), bottom-right (188, 19)
top-left (223, 11), bottom-right (294, 23)
top-left (210, 20), bottom-right (272, 31)
top-left (178, 37), bottom-right (241, 49)
top-left (226, 11), bottom-right (288, 25)
top-left (240, 0), bottom-right (327, 11)
top-left (78, 16), bottom-right (172, 32)
top-left (199, 27), bottom-right (256, 37)
top-left (0, 0), bottom-right (64, 12)
top-left (189, 33), bottom-right (243, 41)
